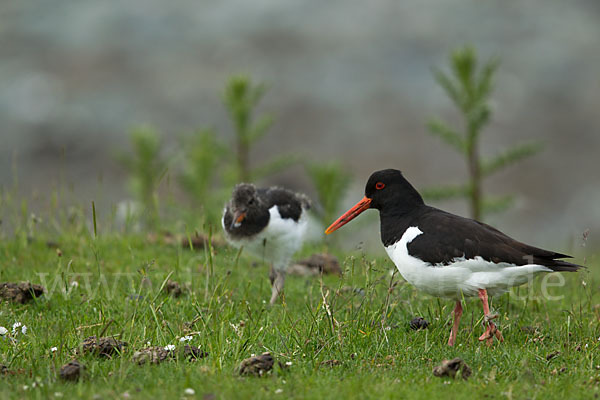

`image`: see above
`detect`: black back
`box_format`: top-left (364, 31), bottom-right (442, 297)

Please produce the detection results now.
top-left (258, 186), bottom-right (311, 221)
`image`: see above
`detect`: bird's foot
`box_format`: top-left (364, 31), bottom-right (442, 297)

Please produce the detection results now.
top-left (478, 317), bottom-right (504, 346)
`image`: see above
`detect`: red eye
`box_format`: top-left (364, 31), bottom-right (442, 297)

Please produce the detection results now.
top-left (375, 182), bottom-right (385, 190)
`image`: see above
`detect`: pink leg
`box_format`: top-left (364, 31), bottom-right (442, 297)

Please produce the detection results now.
top-left (447, 300), bottom-right (463, 346)
top-left (477, 289), bottom-right (504, 345)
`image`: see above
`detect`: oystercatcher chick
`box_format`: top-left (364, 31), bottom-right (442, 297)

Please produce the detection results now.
top-left (325, 169), bottom-right (583, 346)
top-left (223, 183), bottom-right (311, 305)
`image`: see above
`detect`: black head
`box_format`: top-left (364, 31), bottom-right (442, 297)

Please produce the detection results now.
top-left (230, 183), bottom-right (260, 210)
top-left (225, 183), bottom-right (269, 232)
top-left (325, 169), bottom-right (424, 234)
top-left (364, 169), bottom-right (423, 213)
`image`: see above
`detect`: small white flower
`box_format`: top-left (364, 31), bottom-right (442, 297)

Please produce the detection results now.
top-left (275, 389), bottom-right (283, 394)
top-left (0, 326), bottom-right (7, 336)
top-left (179, 335), bottom-right (193, 342)
top-left (54, 392), bottom-right (63, 398)
top-left (285, 361), bottom-right (292, 366)
top-left (12, 322), bottom-right (22, 333)
top-left (50, 346), bottom-right (58, 353)
top-left (22, 385), bottom-right (29, 391)
top-left (21, 325), bottom-right (27, 335)
top-left (70, 281), bottom-right (79, 288)
top-left (184, 388), bottom-right (195, 395)
top-left (582, 280), bottom-right (587, 287)
top-left (146, 341), bottom-right (151, 346)
top-left (164, 344), bottom-right (176, 351)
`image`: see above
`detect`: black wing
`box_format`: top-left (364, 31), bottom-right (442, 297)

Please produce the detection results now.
top-left (407, 207), bottom-right (583, 272)
top-left (258, 187), bottom-right (311, 222)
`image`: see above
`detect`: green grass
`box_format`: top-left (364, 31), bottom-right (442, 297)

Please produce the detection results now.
top-left (1, 231), bottom-right (598, 399)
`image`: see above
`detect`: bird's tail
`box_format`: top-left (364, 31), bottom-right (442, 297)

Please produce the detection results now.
top-left (542, 258), bottom-right (585, 272)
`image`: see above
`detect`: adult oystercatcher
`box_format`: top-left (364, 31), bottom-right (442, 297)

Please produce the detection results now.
top-left (222, 183), bottom-right (311, 305)
top-left (325, 169), bottom-right (583, 346)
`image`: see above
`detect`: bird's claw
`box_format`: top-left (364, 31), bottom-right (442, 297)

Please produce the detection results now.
top-left (483, 313), bottom-right (499, 324)
top-left (478, 319), bottom-right (504, 346)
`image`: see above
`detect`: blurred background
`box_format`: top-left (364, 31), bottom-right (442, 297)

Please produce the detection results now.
top-left (1, 0), bottom-right (599, 252)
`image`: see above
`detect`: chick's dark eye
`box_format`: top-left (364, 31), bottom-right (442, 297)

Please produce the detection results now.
top-left (375, 182), bottom-right (385, 190)
top-left (247, 198), bottom-right (254, 205)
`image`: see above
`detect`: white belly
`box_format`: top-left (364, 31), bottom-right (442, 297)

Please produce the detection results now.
top-left (223, 206), bottom-right (308, 271)
top-left (384, 226), bottom-right (552, 299)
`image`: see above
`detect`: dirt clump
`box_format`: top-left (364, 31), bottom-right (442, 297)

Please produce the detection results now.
top-left (433, 358), bottom-right (472, 380)
top-left (59, 359), bottom-right (85, 381)
top-left (79, 336), bottom-right (127, 357)
top-left (0, 282), bottom-right (45, 304)
top-left (289, 254), bottom-right (342, 276)
top-left (239, 352), bottom-right (274, 376)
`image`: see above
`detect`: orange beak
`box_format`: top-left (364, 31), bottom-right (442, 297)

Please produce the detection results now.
top-left (230, 211), bottom-right (246, 229)
top-left (325, 197), bottom-right (372, 234)
top-left (236, 213), bottom-right (246, 224)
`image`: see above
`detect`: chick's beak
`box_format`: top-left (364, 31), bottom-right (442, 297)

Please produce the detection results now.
top-left (230, 211), bottom-right (246, 229)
